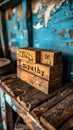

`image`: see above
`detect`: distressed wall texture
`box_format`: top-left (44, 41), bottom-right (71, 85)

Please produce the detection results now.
top-left (0, 0), bottom-right (73, 81)
top-left (5, 0), bottom-right (29, 60)
top-left (31, 0), bottom-right (73, 81)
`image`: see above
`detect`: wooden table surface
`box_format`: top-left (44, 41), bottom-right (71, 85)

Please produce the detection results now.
top-left (0, 74), bottom-right (73, 130)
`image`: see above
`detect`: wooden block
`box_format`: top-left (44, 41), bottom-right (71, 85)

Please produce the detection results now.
top-left (40, 50), bottom-right (62, 66)
top-left (17, 59), bottom-right (63, 81)
top-left (17, 67), bottom-right (62, 94)
top-left (17, 48), bottom-right (40, 63)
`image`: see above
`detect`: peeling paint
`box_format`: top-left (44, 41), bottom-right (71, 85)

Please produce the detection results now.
top-left (33, 22), bottom-right (43, 29)
top-left (32, 0), bottom-right (68, 28)
top-left (31, 0), bottom-right (43, 14)
top-left (43, 4), bottom-right (55, 27)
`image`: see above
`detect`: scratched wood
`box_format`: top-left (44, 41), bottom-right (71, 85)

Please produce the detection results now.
top-left (59, 116), bottom-right (73, 130)
top-left (40, 50), bottom-right (62, 66)
top-left (17, 48), bottom-right (41, 63)
top-left (1, 74), bottom-right (73, 130)
top-left (1, 75), bottom-right (49, 111)
top-left (32, 84), bottom-right (73, 118)
top-left (2, 77), bottom-right (32, 97)
top-left (17, 67), bottom-right (62, 94)
top-left (40, 93), bottom-right (73, 129)
top-left (17, 59), bottom-right (63, 81)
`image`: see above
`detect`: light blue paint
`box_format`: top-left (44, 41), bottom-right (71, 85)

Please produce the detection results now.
top-left (5, 94), bottom-right (18, 112)
top-left (0, 88), bottom-right (7, 130)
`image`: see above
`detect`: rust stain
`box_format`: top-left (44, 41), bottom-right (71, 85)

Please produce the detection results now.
top-left (60, 28), bottom-right (66, 37)
top-left (70, 30), bottom-right (73, 38)
top-left (17, 4), bottom-right (22, 19)
top-left (6, 8), bottom-right (13, 20)
top-left (71, 42), bottom-right (73, 46)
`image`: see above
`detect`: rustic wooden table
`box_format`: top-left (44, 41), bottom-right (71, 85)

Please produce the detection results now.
top-left (0, 74), bottom-right (73, 130)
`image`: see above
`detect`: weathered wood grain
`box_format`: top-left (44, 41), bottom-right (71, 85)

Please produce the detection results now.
top-left (17, 91), bottom-right (49, 111)
top-left (40, 116), bottom-right (56, 130)
top-left (32, 84), bottom-right (73, 118)
top-left (41, 50), bottom-right (62, 66)
top-left (17, 48), bottom-right (41, 63)
top-left (17, 67), bottom-right (62, 94)
top-left (59, 116), bottom-right (73, 130)
top-left (17, 59), bottom-right (63, 80)
top-left (40, 93), bottom-right (73, 129)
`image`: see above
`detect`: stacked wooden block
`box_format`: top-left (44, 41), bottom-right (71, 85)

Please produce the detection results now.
top-left (17, 48), bottom-right (63, 94)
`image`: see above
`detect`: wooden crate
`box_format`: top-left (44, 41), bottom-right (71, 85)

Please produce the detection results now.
top-left (17, 59), bottom-right (63, 81)
top-left (40, 50), bottom-right (62, 66)
top-left (17, 48), bottom-right (41, 63)
top-left (17, 67), bottom-right (62, 94)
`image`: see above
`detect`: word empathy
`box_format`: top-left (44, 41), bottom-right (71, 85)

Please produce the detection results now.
top-left (17, 59), bottom-right (63, 81)
top-left (17, 48), bottom-right (63, 94)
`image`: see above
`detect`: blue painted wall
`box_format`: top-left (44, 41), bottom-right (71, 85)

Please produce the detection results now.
top-left (32, 1), bottom-right (73, 82)
top-left (0, 0), bottom-right (73, 81)
top-left (5, 0), bottom-right (29, 60)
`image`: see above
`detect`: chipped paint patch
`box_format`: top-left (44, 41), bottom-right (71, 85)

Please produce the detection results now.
top-left (71, 42), bottom-right (73, 46)
top-left (31, 0), bottom-right (43, 14)
top-left (70, 30), bottom-right (73, 38)
top-left (44, 4), bottom-right (55, 27)
top-left (60, 28), bottom-right (66, 37)
top-left (33, 22), bottom-right (44, 29)
top-left (32, 0), bottom-right (68, 28)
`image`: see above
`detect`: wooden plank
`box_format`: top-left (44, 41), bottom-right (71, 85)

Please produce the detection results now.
top-left (2, 78), bottom-right (32, 97)
top-left (17, 67), bottom-right (62, 94)
top-left (17, 48), bottom-right (41, 63)
top-left (40, 117), bottom-right (56, 130)
top-left (17, 59), bottom-right (63, 80)
top-left (1, 75), bottom-right (49, 111)
top-left (17, 91), bottom-right (49, 111)
top-left (32, 84), bottom-right (73, 118)
top-left (59, 116), bottom-right (73, 130)
top-left (40, 93), bottom-right (73, 129)
top-left (40, 50), bottom-right (62, 66)
top-left (4, 91), bottom-right (45, 130)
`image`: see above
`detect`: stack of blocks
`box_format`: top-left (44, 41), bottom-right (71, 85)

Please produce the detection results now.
top-left (17, 48), bottom-right (63, 94)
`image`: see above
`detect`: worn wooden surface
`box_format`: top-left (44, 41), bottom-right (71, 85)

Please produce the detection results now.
top-left (41, 50), bottom-right (62, 66)
top-left (17, 59), bottom-right (63, 81)
top-left (59, 116), bottom-right (73, 130)
top-left (17, 67), bottom-right (62, 94)
top-left (17, 48), bottom-right (41, 63)
top-left (32, 84), bottom-right (73, 118)
top-left (1, 74), bottom-right (73, 130)
top-left (40, 94), bottom-right (73, 129)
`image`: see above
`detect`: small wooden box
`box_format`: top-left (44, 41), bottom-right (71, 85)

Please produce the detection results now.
top-left (17, 67), bottom-right (62, 94)
top-left (17, 59), bottom-right (63, 81)
top-left (40, 50), bottom-right (62, 66)
top-left (17, 48), bottom-right (41, 63)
